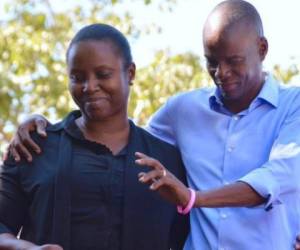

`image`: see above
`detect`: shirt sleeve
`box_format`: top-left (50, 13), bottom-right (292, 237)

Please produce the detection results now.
top-left (146, 98), bottom-right (177, 146)
top-left (239, 108), bottom-right (300, 209)
top-left (0, 158), bottom-right (28, 235)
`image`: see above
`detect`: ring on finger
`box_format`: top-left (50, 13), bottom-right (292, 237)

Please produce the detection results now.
top-left (162, 169), bottom-right (167, 177)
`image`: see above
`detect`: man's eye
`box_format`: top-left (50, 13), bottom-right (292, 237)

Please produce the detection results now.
top-left (206, 59), bottom-right (218, 69)
top-left (96, 72), bottom-right (112, 79)
top-left (228, 57), bottom-right (244, 66)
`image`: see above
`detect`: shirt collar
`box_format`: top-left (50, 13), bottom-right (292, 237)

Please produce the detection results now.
top-left (47, 110), bottom-right (127, 155)
top-left (255, 74), bottom-right (279, 108)
top-left (208, 73), bottom-right (280, 111)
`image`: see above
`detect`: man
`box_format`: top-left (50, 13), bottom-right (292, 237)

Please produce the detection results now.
top-left (4, 0), bottom-right (300, 249)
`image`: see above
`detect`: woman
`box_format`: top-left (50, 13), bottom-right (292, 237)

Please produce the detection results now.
top-left (0, 24), bottom-right (188, 250)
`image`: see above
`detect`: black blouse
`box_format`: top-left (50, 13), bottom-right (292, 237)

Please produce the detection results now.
top-left (0, 111), bottom-right (189, 250)
top-left (65, 118), bottom-right (126, 250)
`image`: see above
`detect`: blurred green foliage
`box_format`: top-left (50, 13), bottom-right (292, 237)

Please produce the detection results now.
top-left (0, 0), bottom-right (299, 153)
top-left (0, 0), bottom-right (207, 147)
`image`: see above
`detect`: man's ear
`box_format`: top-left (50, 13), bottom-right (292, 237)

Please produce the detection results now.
top-left (258, 37), bottom-right (268, 61)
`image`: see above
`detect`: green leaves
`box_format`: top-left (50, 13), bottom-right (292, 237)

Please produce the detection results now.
top-left (0, 0), bottom-right (298, 155)
top-left (129, 51), bottom-right (211, 124)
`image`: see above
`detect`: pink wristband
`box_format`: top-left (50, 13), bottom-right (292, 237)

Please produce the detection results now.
top-left (177, 188), bottom-right (196, 215)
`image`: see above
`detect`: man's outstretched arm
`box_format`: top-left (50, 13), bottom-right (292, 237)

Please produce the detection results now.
top-left (3, 115), bottom-right (49, 162)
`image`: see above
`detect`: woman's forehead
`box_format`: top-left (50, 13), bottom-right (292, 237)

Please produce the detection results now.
top-left (67, 40), bottom-right (124, 70)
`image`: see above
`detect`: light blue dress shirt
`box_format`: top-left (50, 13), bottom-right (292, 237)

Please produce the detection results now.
top-left (147, 75), bottom-right (300, 250)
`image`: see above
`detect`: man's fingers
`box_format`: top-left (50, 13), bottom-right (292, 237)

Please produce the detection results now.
top-left (11, 147), bottom-right (21, 162)
top-left (36, 119), bottom-right (47, 137)
top-left (139, 169), bottom-right (167, 183)
top-left (18, 129), bottom-right (41, 154)
top-left (15, 143), bottom-right (33, 162)
top-left (139, 171), bottom-right (167, 190)
top-left (23, 137), bottom-right (41, 154)
top-left (135, 152), bottom-right (163, 170)
top-left (2, 145), bottom-right (9, 161)
top-left (149, 178), bottom-right (165, 190)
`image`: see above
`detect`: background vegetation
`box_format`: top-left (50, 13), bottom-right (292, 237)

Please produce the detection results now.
top-left (0, 0), bottom-right (299, 154)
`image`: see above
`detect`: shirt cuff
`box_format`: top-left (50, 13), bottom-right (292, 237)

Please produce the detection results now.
top-left (238, 168), bottom-right (282, 210)
top-left (0, 223), bottom-right (13, 235)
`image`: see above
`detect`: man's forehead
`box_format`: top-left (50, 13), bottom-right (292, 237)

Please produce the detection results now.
top-left (204, 13), bottom-right (256, 44)
top-left (203, 0), bottom-right (263, 39)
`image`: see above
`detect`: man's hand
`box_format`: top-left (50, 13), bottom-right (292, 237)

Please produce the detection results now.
top-left (295, 234), bottom-right (300, 250)
top-left (135, 152), bottom-right (190, 207)
top-left (30, 244), bottom-right (63, 250)
top-left (3, 115), bottom-right (49, 162)
top-left (0, 233), bottom-right (63, 250)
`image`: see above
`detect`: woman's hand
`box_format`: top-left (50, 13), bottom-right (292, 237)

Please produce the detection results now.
top-left (135, 152), bottom-right (190, 207)
top-left (3, 115), bottom-right (49, 162)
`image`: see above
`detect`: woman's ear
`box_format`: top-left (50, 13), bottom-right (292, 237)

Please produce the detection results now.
top-left (127, 62), bottom-right (136, 84)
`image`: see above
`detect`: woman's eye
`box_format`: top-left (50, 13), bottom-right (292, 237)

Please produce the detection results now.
top-left (70, 74), bottom-right (84, 83)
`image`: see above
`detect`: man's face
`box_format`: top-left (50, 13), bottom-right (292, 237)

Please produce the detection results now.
top-left (203, 20), bottom-right (268, 111)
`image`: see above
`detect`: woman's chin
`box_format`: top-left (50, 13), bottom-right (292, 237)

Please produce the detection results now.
top-left (82, 110), bottom-right (110, 122)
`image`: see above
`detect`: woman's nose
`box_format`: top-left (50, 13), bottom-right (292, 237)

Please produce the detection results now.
top-left (83, 77), bottom-right (100, 93)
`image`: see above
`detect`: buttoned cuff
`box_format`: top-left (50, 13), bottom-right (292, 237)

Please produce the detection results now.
top-left (238, 168), bottom-right (282, 210)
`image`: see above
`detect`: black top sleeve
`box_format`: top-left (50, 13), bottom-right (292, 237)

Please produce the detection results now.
top-left (0, 157), bottom-right (28, 235)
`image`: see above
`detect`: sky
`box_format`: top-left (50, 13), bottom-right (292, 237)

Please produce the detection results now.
top-left (128, 0), bottom-right (300, 70)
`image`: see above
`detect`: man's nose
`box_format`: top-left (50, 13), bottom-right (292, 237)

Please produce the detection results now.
top-left (215, 62), bottom-right (231, 81)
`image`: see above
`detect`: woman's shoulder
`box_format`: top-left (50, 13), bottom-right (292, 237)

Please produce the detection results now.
top-left (132, 122), bottom-right (180, 155)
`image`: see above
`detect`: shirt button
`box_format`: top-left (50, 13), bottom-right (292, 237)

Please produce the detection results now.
top-left (233, 115), bottom-right (239, 120)
top-left (227, 146), bottom-right (234, 152)
top-left (224, 181), bottom-right (229, 185)
top-left (220, 213), bottom-right (227, 219)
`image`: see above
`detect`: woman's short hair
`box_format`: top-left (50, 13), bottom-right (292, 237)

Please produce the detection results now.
top-left (66, 23), bottom-right (133, 68)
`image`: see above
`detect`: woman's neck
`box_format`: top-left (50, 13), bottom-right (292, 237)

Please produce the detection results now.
top-left (75, 115), bottom-right (130, 155)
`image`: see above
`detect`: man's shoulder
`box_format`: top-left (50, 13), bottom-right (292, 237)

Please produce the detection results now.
top-left (167, 87), bottom-right (215, 109)
top-left (279, 84), bottom-right (300, 95)
top-left (278, 84), bottom-right (300, 106)
top-left (133, 123), bottom-right (180, 153)
top-left (171, 87), bottom-right (214, 101)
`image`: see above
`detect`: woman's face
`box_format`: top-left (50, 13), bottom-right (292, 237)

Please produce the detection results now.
top-left (67, 40), bottom-right (135, 122)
